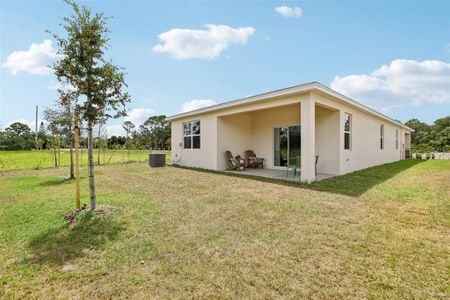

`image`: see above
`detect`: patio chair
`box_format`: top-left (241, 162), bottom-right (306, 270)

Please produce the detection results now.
top-left (245, 150), bottom-right (264, 168)
top-left (286, 156), bottom-right (300, 177)
top-left (225, 151), bottom-right (245, 171)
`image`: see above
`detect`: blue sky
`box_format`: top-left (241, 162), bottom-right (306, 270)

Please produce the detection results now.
top-left (1, 1), bottom-right (449, 136)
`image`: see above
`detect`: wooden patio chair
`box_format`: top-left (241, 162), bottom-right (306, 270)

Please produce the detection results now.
top-left (245, 150), bottom-right (264, 168)
top-left (225, 151), bottom-right (245, 171)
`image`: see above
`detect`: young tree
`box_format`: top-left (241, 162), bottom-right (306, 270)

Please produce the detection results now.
top-left (122, 120), bottom-right (135, 139)
top-left (95, 119), bottom-right (108, 165)
top-left (37, 122), bottom-right (48, 150)
top-left (51, 1), bottom-right (130, 210)
top-left (122, 120), bottom-right (135, 159)
top-left (139, 115), bottom-right (170, 149)
top-left (59, 89), bottom-right (77, 178)
top-left (44, 107), bottom-right (65, 167)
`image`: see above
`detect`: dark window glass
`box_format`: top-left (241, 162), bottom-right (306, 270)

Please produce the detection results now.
top-left (344, 114), bottom-right (351, 132)
top-left (380, 138), bottom-right (384, 150)
top-left (184, 136), bottom-right (191, 149)
top-left (184, 123), bottom-right (191, 136)
top-left (345, 133), bottom-right (350, 150)
top-left (193, 136), bottom-right (200, 149)
top-left (274, 126), bottom-right (300, 167)
top-left (289, 126), bottom-right (301, 160)
top-left (192, 121), bottom-right (200, 135)
top-left (344, 113), bottom-right (351, 150)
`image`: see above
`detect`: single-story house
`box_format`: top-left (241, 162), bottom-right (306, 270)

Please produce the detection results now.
top-left (167, 82), bottom-right (413, 183)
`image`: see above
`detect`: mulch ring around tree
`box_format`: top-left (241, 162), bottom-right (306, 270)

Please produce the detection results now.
top-left (64, 204), bottom-right (117, 228)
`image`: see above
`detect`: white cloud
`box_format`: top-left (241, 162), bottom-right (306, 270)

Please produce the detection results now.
top-left (48, 80), bottom-right (75, 92)
top-left (182, 99), bottom-right (217, 112)
top-left (99, 108), bottom-right (157, 137)
top-left (105, 124), bottom-right (126, 137)
top-left (153, 24), bottom-right (255, 60)
top-left (275, 6), bottom-right (302, 18)
top-left (124, 108), bottom-right (155, 125)
top-left (2, 40), bottom-right (58, 75)
top-left (331, 59), bottom-right (450, 112)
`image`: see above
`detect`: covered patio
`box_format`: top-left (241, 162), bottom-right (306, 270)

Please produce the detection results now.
top-left (217, 94), bottom-right (341, 182)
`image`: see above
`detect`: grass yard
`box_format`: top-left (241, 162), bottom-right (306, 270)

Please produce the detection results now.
top-left (0, 159), bottom-right (449, 298)
top-left (0, 150), bottom-right (170, 170)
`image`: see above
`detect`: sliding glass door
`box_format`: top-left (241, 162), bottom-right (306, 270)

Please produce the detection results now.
top-left (274, 126), bottom-right (301, 167)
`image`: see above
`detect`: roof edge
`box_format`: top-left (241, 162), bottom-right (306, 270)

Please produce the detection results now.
top-left (166, 82), bottom-right (318, 121)
top-left (166, 82), bottom-right (414, 132)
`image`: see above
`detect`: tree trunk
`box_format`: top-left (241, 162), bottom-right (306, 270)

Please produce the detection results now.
top-left (74, 111), bottom-right (80, 209)
top-left (87, 120), bottom-right (96, 210)
top-left (68, 105), bottom-right (74, 179)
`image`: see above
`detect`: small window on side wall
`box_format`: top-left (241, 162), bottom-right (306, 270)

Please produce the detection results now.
top-left (395, 129), bottom-right (399, 149)
top-left (344, 113), bottom-right (351, 150)
top-left (183, 121), bottom-right (201, 149)
top-left (380, 124), bottom-right (384, 150)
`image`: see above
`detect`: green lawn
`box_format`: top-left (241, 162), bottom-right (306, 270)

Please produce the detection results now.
top-left (0, 149), bottom-right (170, 170)
top-left (0, 159), bottom-right (449, 298)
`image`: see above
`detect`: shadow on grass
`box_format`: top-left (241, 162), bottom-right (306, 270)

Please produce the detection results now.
top-left (38, 177), bottom-right (74, 187)
top-left (172, 159), bottom-right (424, 197)
top-left (25, 211), bottom-right (124, 266)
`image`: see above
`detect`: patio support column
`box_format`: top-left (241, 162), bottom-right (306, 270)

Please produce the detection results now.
top-left (300, 95), bottom-right (316, 183)
top-left (338, 109), bottom-right (345, 174)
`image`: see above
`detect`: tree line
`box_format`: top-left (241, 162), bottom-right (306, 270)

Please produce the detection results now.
top-left (0, 117), bottom-right (170, 151)
top-left (405, 116), bottom-right (450, 152)
top-left (0, 115), bottom-right (170, 152)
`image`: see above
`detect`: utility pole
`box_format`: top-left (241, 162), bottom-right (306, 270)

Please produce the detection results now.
top-left (74, 110), bottom-right (81, 209)
top-left (35, 105), bottom-right (38, 150)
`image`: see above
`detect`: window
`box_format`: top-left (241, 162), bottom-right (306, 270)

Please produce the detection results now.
top-left (183, 121), bottom-right (200, 149)
top-left (344, 113), bottom-right (352, 150)
top-left (380, 124), bottom-right (384, 150)
top-left (395, 129), bottom-right (399, 149)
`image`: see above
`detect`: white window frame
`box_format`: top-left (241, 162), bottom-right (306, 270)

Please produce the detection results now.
top-left (344, 113), bottom-right (352, 150)
top-left (380, 124), bottom-right (384, 150)
top-left (183, 120), bottom-right (201, 149)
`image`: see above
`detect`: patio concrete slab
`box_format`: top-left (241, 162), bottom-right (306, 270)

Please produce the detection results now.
top-left (227, 168), bottom-right (335, 182)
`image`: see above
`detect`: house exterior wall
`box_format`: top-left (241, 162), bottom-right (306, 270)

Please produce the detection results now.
top-left (171, 113), bottom-right (218, 170)
top-left (315, 106), bottom-right (340, 174)
top-left (170, 90), bottom-right (411, 176)
top-left (312, 93), bottom-right (406, 174)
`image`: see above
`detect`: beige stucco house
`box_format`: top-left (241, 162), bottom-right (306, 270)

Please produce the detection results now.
top-left (167, 82), bottom-right (413, 182)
